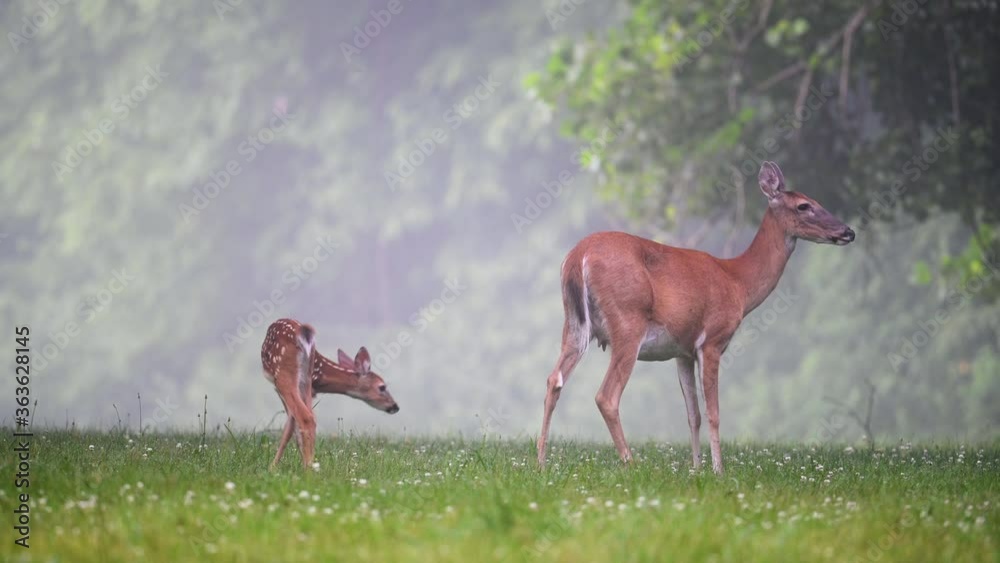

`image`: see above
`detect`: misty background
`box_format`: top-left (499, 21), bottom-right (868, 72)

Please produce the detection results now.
top-left (2, 0), bottom-right (997, 444)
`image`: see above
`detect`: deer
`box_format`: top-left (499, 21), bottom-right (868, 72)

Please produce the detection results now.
top-left (536, 162), bottom-right (855, 474)
top-left (261, 318), bottom-right (399, 470)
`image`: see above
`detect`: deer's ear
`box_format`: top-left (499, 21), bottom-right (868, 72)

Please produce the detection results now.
top-left (355, 347), bottom-right (372, 375)
top-left (337, 349), bottom-right (355, 369)
top-left (758, 161), bottom-right (785, 201)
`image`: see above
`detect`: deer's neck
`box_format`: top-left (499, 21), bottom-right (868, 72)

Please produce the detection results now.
top-left (311, 355), bottom-right (358, 395)
top-left (725, 208), bottom-right (795, 316)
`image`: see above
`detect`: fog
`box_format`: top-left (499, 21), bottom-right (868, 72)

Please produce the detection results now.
top-left (3, 0), bottom-right (997, 445)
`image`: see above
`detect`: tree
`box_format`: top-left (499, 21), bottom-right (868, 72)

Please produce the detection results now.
top-left (531, 0), bottom-right (999, 292)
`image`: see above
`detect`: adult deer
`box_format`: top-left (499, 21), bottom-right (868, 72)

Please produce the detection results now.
top-left (261, 319), bottom-right (399, 469)
top-left (536, 162), bottom-right (855, 474)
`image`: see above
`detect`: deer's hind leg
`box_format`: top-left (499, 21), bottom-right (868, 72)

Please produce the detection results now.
top-left (594, 318), bottom-right (645, 464)
top-left (537, 318), bottom-right (586, 466)
top-left (270, 401), bottom-right (297, 470)
top-left (676, 356), bottom-right (702, 469)
top-left (273, 368), bottom-right (316, 469)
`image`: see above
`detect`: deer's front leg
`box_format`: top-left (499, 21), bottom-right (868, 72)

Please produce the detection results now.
top-left (699, 345), bottom-right (724, 474)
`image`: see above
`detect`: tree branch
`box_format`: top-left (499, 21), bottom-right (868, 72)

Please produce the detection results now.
top-left (753, 61), bottom-right (806, 93)
top-left (863, 379), bottom-right (875, 447)
top-left (945, 27), bottom-right (961, 127)
top-left (792, 64), bottom-right (815, 136)
top-left (823, 378), bottom-right (877, 448)
top-left (736, 0), bottom-right (774, 52)
top-left (752, 3), bottom-right (872, 94)
top-left (729, 0), bottom-right (775, 114)
top-left (838, 3), bottom-right (870, 112)
top-left (823, 394), bottom-right (868, 433)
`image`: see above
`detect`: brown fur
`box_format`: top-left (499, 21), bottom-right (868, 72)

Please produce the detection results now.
top-left (262, 319), bottom-right (399, 470)
top-left (536, 162), bottom-right (855, 473)
top-left (261, 318), bottom-right (318, 469)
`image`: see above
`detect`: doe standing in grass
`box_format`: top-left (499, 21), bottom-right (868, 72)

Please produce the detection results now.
top-left (261, 318), bottom-right (399, 469)
top-left (536, 162), bottom-right (855, 473)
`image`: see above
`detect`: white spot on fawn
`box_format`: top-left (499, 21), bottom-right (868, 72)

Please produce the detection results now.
top-left (555, 371), bottom-right (563, 389)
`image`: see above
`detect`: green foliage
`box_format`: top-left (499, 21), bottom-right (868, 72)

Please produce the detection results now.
top-left (534, 0), bottom-right (1000, 286)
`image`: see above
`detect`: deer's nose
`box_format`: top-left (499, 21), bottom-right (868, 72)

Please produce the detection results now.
top-left (833, 227), bottom-right (855, 246)
top-left (387, 404), bottom-right (400, 414)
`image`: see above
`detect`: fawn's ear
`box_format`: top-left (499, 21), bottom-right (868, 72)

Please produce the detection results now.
top-left (758, 161), bottom-right (786, 201)
top-left (337, 349), bottom-right (355, 369)
top-left (355, 347), bottom-right (372, 375)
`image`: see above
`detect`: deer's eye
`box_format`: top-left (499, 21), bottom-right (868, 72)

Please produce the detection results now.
top-left (378, 385), bottom-right (386, 392)
top-left (797, 203), bottom-right (811, 212)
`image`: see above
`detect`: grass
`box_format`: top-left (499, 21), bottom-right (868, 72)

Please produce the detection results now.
top-left (1, 430), bottom-right (997, 562)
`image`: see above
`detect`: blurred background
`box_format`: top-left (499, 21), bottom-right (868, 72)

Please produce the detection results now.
top-left (2, 0), bottom-right (997, 444)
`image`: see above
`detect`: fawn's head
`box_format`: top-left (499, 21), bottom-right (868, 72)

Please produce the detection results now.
top-left (338, 347), bottom-right (399, 414)
top-left (758, 161), bottom-right (855, 246)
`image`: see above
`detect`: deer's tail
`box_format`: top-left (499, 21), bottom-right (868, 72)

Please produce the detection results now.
top-left (296, 323), bottom-right (317, 388)
top-left (561, 254), bottom-right (592, 355)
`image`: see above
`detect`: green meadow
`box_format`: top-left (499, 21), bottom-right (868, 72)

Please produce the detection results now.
top-left (1, 431), bottom-right (996, 562)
